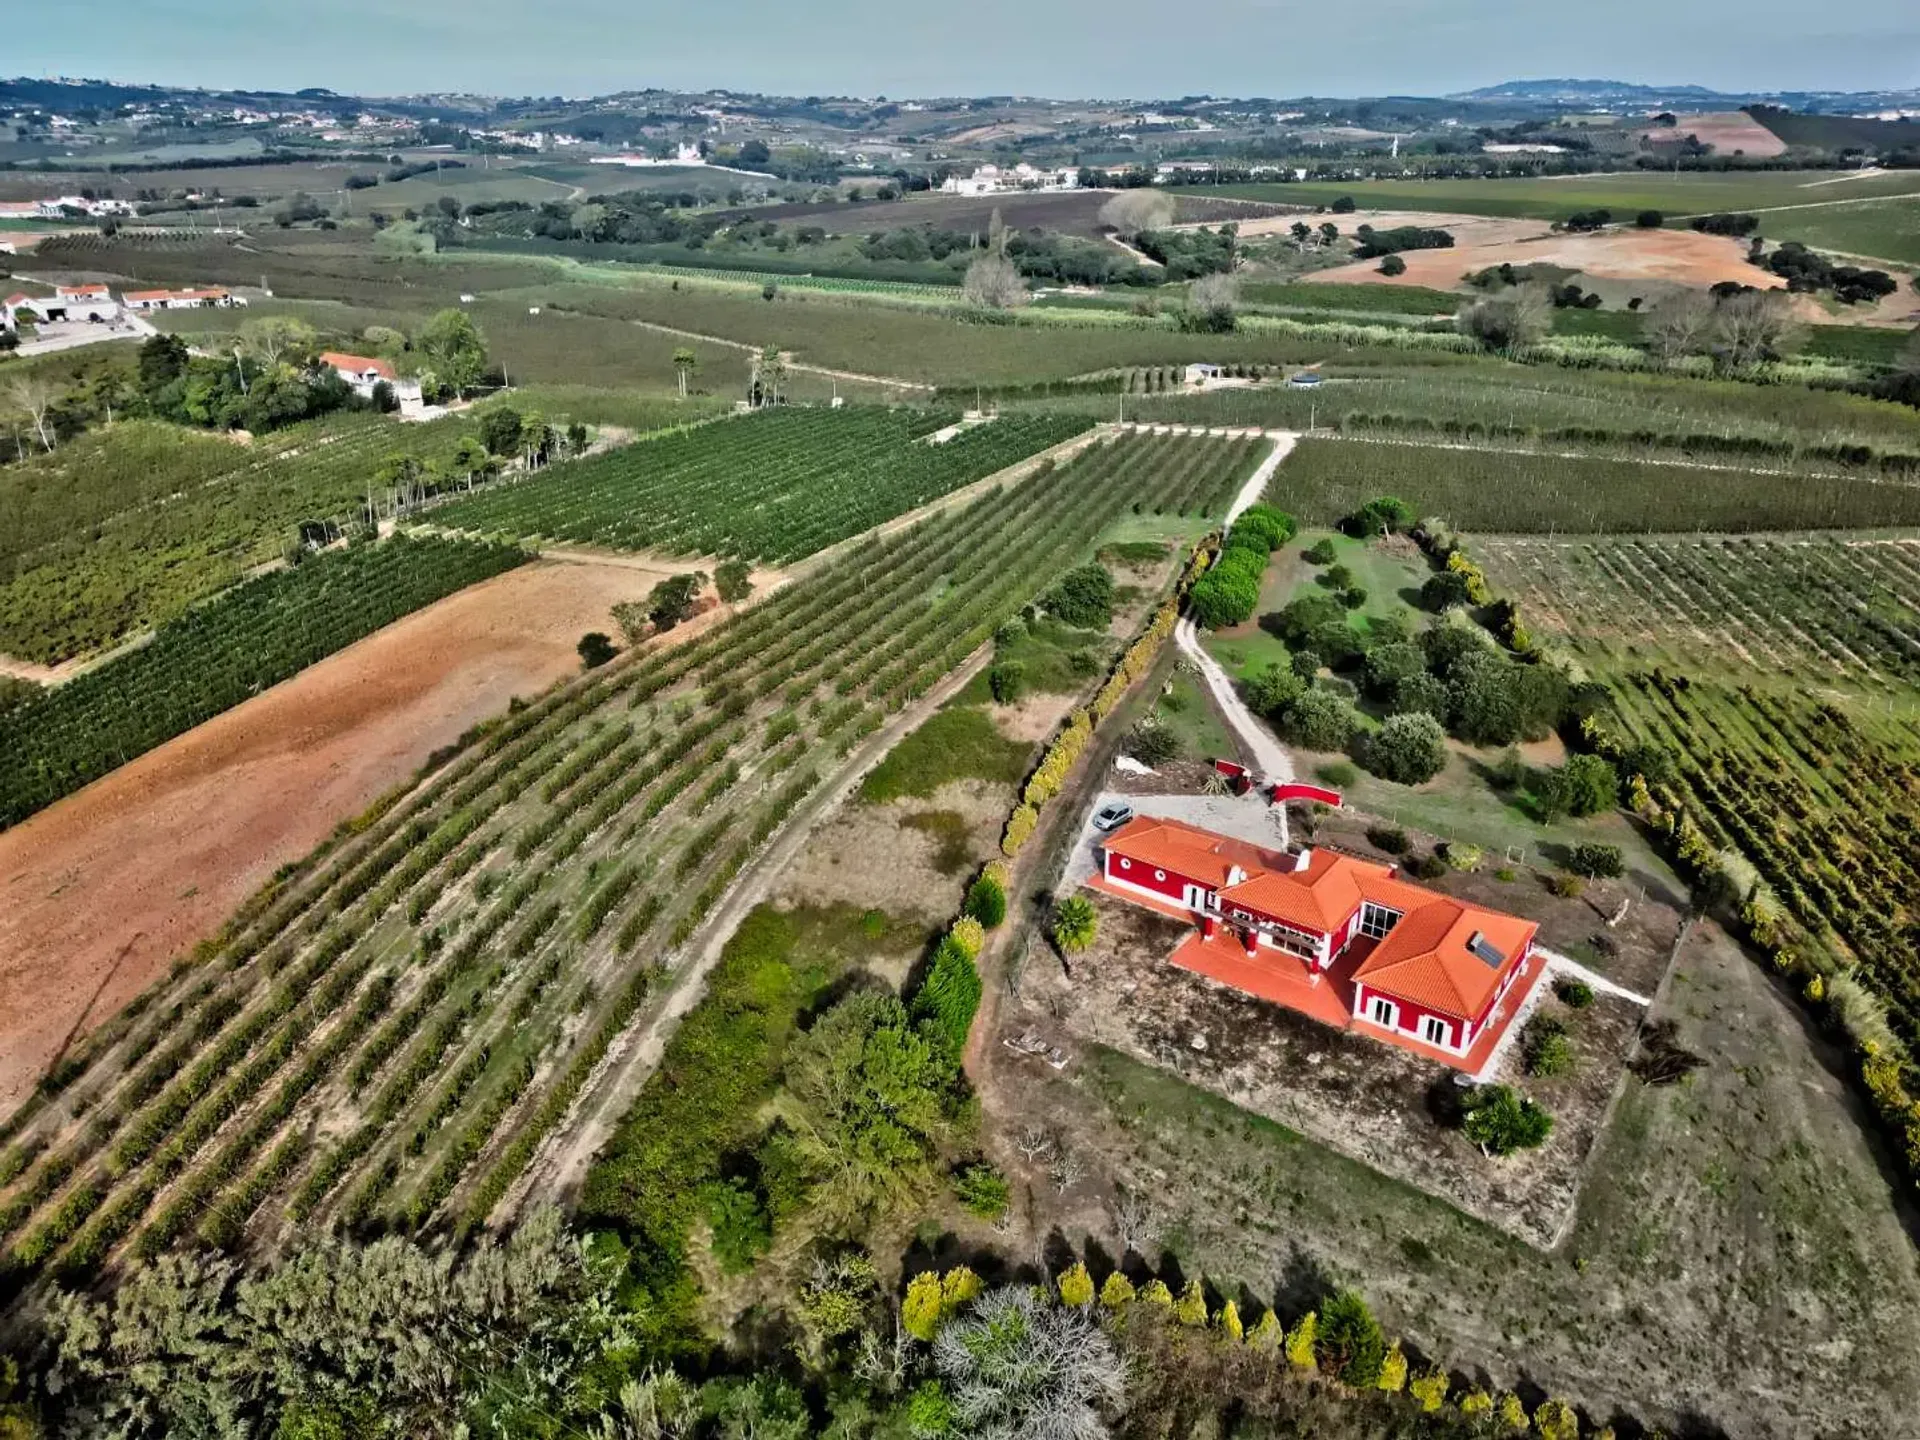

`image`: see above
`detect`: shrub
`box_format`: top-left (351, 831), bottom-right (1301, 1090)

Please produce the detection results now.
top-left (1378, 253), bottom-right (1407, 277)
top-left (1361, 712), bottom-right (1448, 785)
top-left (1231, 504), bottom-right (1297, 551)
top-left (955, 1163), bottom-right (1010, 1220)
top-left (1189, 545), bottom-right (1266, 629)
top-left (1345, 495), bottom-right (1416, 538)
top-left (1099, 1272), bottom-right (1135, 1309)
top-left (1276, 689), bottom-right (1360, 752)
top-left (1341, 586), bottom-right (1367, 609)
top-left (1057, 1262), bottom-right (1095, 1307)
top-left (963, 874), bottom-right (1007, 928)
top-left (1043, 563), bottom-right (1114, 627)
top-left (1546, 871), bottom-right (1586, 898)
top-left (988, 661), bottom-right (1026, 704)
top-left (1126, 719), bottom-right (1179, 766)
top-left (1303, 538), bottom-right (1337, 565)
top-left (1367, 825), bottom-right (1410, 854)
top-left (576, 632), bottom-right (616, 668)
top-left (1361, 641), bottom-right (1426, 699)
top-left (1523, 1016), bottom-right (1573, 1077)
top-left (1555, 978), bottom-right (1595, 1009)
top-left (1569, 842), bottom-right (1625, 879)
top-left (1315, 1290), bottom-right (1388, 1387)
top-left (1443, 842), bottom-right (1483, 871)
top-left (699, 1177), bottom-right (771, 1273)
top-left (1461, 1084), bottom-right (1553, 1155)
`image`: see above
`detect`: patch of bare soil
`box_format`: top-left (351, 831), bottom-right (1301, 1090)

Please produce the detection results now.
top-left (770, 779), bottom-right (1011, 924)
top-left (0, 558), bottom-right (712, 1120)
top-left (1310, 226), bottom-right (1785, 292)
top-left (1646, 112), bottom-right (1788, 159)
top-left (1233, 211), bottom-right (1547, 248)
top-left (988, 690), bottom-right (1082, 744)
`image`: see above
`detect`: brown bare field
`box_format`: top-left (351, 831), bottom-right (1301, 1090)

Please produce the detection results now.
top-left (1645, 112), bottom-right (1789, 159)
top-left (0, 556), bottom-right (704, 1119)
top-left (1230, 210), bottom-right (1547, 247)
top-left (1307, 224), bottom-right (1784, 291)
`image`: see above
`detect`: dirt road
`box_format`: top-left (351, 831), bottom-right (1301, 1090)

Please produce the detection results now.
top-left (0, 558), bottom-right (672, 1120)
top-left (502, 645), bottom-right (997, 1218)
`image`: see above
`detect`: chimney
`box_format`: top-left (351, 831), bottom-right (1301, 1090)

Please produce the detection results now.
top-left (1293, 847), bottom-right (1313, 873)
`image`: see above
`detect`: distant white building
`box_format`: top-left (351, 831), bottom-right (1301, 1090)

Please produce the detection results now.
top-left (49, 284), bottom-right (119, 322)
top-left (1482, 143), bottom-right (1567, 155)
top-left (320, 350), bottom-right (424, 413)
top-left (939, 162), bottom-right (1078, 197)
top-left (121, 286), bottom-right (246, 312)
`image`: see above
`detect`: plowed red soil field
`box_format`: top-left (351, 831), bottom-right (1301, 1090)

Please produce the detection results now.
top-left (0, 556), bottom-right (703, 1120)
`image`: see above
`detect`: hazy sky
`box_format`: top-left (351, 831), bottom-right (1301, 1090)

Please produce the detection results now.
top-left (14, 0), bottom-right (1920, 99)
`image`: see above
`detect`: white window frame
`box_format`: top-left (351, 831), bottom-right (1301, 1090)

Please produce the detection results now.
top-left (1368, 995), bottom-right (1397, 1028)
top-left (1153, 869), bottom-right (1166, 882)
top-left (1421, 1015), bottom-right (1451, 1047)
top-left (1118, 857), bottom-right (1131, 870)
top-left (1358, 903), bottom-right (1401, 941)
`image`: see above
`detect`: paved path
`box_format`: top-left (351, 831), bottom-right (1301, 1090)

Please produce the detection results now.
top-left (1469, 945), bottom-right (1654, 1083)
top-left (1225, 430), bottom-right (1298, 526)
top-left (1175, 616), bottom-right (1295, 783)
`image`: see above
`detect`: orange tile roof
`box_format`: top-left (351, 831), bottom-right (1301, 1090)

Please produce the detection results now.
top-left (1350, 886), bottom-right (1536, 1023)
top-left (1104, 813), bottom-right (1536, 1023)
top-left (1102, 814), bottom-right (1286, 892)
top-left (56, 284), bottom-right (110, 296)
top-left (122, 289), bottom-right (171, 302)
top-left (320, 351), bottom-right (397, 380)
top-left (1218, 847), bottom-right (1393, 933)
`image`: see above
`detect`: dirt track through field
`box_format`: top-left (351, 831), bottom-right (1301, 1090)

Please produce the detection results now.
top-left (500, 644), bottom-right (998, 1218)
top-left (0, 557), bottom-right (696, 1121)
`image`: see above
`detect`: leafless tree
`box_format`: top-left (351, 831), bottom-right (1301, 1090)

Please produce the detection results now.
top-left (1188, 272), bottom-right (1240, 331)
top-left (1109, 1188), bottom-right (1160, 1255)
top-left (1017, 1125), bottom-right (1056, 1163)
top-left (1048, 1146), bottom-right (1085, 1194)
top-left (963, 253), bottom-right (1029, 310)
top-left (933, 1286), bottom-right (1125, 1440)
top-left (1643, 290), bottom-right (1717, 362)
top-left (3, 373), bottom-right (56, 453)
top-left (1099, 189), bottom-right (1175, 235)
top-left (1710, 289), bottom-right (1803, 369)
top-left (1454, 283), bottom-right (1551, 353)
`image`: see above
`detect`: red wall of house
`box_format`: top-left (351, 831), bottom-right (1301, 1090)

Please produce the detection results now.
top-left (1468, 941), bottom-right (1533, 1033)
top-left (1353, 983), bottom-right (1469, 1048)
top-left (1103, 850), bottom-right (1200, 903)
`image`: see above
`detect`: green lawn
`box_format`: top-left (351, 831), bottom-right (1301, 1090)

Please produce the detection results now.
top-left (1762, 195), bottom-right (1920, 267)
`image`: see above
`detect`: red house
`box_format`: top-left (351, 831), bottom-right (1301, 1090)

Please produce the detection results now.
top-left (1095, 815), bottom-right (1538, 1063)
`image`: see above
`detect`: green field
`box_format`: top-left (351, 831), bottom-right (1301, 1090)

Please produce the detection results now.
top-left (1268, 435), bottom-right (1920, 534)
top-left (0, 413), bottom-right (493, 663)
top-left (434, 407), bottom-right (1091, 562)
top-left (1762, 195), bottom-right (1920, 266)
top-left (0, 534), bottom-right (526, 827)
top-left (1218, 170), bottom-right (1920, 222)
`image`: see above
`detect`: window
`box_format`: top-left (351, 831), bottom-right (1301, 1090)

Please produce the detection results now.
top-left (1421, 1016), bottom-right (1451, 1047)
top-left (1154, 869), bottom-right (1166, 882)
top-left (1118, 858), bottom-right (1131, 870)
top-left (1358, 903), bottom-right (1401, 940)
top-left (1368, 995), bottom-right (1396, 1027)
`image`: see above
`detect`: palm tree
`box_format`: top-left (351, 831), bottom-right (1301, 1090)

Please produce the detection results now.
top-left (1051, 895), bottom-right (1098, 955)
top-left (672, 346), bottom-right (697, 399)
